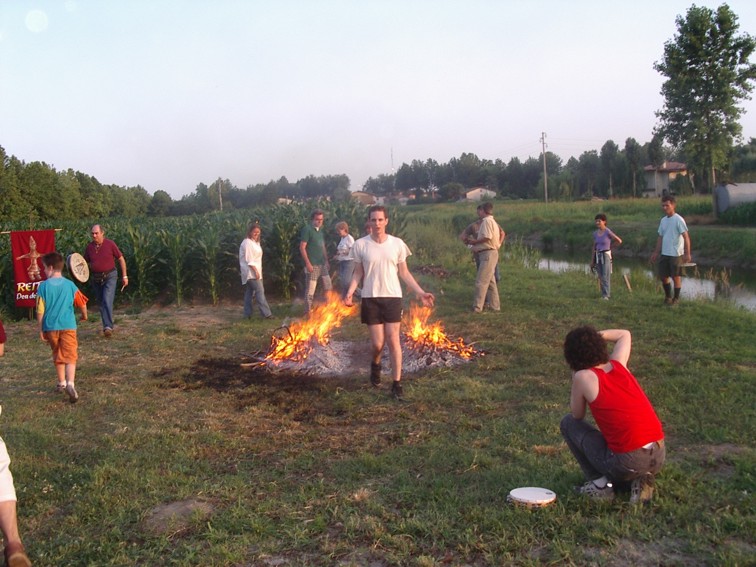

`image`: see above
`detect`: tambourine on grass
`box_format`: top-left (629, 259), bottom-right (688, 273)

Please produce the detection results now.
top-left (507, 487), bottom-right (557, 509)
top-left (67, 253), bottom-right (90, 283)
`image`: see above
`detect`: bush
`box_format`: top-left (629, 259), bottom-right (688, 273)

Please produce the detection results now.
top-left (719, 201), bottom-right (756, 225)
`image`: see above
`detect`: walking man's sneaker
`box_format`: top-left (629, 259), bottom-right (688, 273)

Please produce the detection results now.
top-left (391, 380), bottom-right (404, 400)
top-left (103, 327), bottom-right (113, 338)
top-left (630, 473), bottom-right (655, 504)
top-left (370, 362), bottom-right (381, 387)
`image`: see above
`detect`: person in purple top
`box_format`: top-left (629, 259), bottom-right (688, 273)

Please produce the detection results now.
top-left (591, 214), bottom-right (622, 300)
top-left (83, 225), bottom-right (128, 337)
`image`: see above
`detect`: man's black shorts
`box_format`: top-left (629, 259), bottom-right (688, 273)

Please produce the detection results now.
top-left (658, 255), bottom-right (682, 279)
top-left (361, 297), bottom-right (403, 325)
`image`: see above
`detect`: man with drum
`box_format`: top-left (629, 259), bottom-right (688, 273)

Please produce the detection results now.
top-left (83, 225), bottom-right (128, 338)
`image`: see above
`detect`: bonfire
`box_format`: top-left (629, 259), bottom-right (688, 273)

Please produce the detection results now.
top-left (255, 293), bottom-right (480, 376)
top-left (265, 291), bottom-right (355, 365)
top-left (402, 303), bottom-right (479, 359)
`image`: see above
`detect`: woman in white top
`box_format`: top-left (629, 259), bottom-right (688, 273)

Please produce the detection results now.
top-left (239, 224), bottom-right (273, 319)
top-left (334, 221), bottom-right (356, 299)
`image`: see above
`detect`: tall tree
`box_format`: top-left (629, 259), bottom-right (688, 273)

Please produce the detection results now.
top-left (577, 151), bottom-right (601, 198)
top-left (600, 140), bottom-right (619, 198)
top-left (654, 4), bottom-right (756, 191)
top-left (624, 138), bottom-right (642, 197)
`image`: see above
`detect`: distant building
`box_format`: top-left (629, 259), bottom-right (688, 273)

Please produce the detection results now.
top-left (350, 191), bottom-right (377, 206)
top-left (643, 162), bottom-right (688, 197)
top-left (465, 187), bottom-right (497, 201)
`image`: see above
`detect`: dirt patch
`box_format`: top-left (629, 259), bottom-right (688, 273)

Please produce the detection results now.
top-left (583, 537), bottom-right (706, 566)
top-left (142, 498), bottom-right (215, 538)
top-left (672, 443), bottom-right (752, 479)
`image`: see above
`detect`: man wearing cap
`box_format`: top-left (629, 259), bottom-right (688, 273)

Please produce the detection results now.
top-left (83, 225), bottom-right (128, 337)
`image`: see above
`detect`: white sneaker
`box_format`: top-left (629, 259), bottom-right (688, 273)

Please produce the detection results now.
top-left (66, 383), bottom-right (79, 403)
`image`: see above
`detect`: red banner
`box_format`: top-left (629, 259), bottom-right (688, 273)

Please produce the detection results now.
top-left (11, 230), bottom-right (57, 308)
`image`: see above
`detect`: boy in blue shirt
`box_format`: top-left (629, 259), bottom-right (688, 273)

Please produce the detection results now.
top-left (650, 196), bottom-right (692, 305)
top-left (36, 252), bottom-right (88, 403)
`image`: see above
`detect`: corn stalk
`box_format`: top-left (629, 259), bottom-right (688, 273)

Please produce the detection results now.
top-left (191, 216), bottom-right (224, 305)
top-left (126, 224), bottom-right (160, 303)
top-left (158, 228), bottom-right (190, 306)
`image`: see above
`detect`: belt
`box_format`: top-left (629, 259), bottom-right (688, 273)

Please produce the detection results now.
top-left (93, 269), bottom-right (115, 277)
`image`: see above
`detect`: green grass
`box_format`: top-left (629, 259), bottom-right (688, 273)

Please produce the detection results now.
top-left (0, 206), bottom-right (754, 566)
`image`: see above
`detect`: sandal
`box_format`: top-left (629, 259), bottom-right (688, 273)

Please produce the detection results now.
top-left (4, 542), bottom-right (31, 567)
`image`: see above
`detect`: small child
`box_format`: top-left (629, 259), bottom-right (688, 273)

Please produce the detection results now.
top-left (591, 214), bottom-right (622, 300)
top-left (36, 251), bottom-right (88, 403)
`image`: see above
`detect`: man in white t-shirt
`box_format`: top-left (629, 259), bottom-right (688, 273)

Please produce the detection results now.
top-left (345, 206), bottom-right (434, 400)
top-left (650, 195), bottom-right (691, 305)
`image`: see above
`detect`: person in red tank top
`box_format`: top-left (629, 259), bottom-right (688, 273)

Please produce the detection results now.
top-left (560, 327), bottom-right (665, 503)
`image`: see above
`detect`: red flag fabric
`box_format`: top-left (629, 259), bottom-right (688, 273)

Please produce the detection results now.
top-left (11, 230), bottom-right (57, 308)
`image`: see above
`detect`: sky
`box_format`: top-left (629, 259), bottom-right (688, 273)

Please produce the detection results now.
top-left (1, 1), bottom-right (756, 200)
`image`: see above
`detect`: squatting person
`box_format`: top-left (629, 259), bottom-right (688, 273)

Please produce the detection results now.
top-left (560, 326), bottom-right (665, 503)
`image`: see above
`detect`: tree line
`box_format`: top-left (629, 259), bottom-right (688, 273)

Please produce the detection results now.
top-left (3, 137), bottom-right (756, 223)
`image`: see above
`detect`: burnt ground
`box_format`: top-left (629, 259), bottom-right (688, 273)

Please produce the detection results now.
top-left (154, 355), bottom-right (361, 419)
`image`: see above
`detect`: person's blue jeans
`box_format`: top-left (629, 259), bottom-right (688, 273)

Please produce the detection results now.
top-left (92, 270), bottom-right (117, 330)
top-left (244, 279), bottom-right (272, 318)
top-left (596, 251), bottom-right (612, 298)
top-left (337, 260), bottom-right (355, 298)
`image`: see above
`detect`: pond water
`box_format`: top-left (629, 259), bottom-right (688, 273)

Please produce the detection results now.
top-left (535, 254), bottom-right (756, 312)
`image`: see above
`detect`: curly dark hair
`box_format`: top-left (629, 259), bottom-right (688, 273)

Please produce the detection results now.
top-left (563, 326), bottom-right (609, 371)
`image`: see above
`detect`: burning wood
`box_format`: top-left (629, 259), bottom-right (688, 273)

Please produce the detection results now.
top-left (265, 291), bottom-right (356, 365)
top-left (403, 304), bottom-right (479, 359)
top-left (256, 294), bottom-right (480, 377)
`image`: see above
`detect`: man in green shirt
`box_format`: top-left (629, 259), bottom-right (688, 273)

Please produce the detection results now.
top-left (299, 209), bottom-right (332, 313)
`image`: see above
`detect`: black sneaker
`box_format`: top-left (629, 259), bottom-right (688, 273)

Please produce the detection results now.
top-left (370, 362), bottom-right (381, 387)
top-left (391, 380), bottom-right (404, 400)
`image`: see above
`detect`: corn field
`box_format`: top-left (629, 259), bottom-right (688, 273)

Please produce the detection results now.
top-left (0, 201), bottom-right (408, 317)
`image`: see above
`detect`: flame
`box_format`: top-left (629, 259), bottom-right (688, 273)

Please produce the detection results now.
top-left (403, 304), bottom-right (478, 359)
top-left (266, 291), bottom-right (356, 363)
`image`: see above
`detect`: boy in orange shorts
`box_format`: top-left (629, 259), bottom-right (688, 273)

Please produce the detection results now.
top-left (36, 252), bottom-right (88, 403)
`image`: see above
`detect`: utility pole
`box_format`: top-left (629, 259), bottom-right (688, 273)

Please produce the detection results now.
top-left (217, 177), bottom-right (223, 212)
top-left (541, 132), bottom-right (549, 203)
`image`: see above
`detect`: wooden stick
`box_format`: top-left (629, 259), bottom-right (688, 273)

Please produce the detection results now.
top-left (623, 274), bottom-right (632, 292)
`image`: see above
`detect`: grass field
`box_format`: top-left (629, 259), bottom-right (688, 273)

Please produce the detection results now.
top-left (1, 233), bottom-right (754, 566)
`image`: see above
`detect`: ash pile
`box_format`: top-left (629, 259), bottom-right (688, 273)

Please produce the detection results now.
top-left (263, 338), bottom-right (357, 377)
top-left (400, 336), bottom-right (482, 374)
